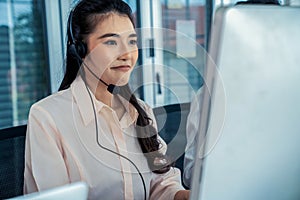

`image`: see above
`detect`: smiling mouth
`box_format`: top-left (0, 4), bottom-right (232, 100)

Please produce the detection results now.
top-left (110, 65), bottom-right (131, 72)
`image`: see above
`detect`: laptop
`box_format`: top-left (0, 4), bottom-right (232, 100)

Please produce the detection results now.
top-left (10, 182), bottom-right (88, 200)
top-left (190, 5), bottom-right (300, 200)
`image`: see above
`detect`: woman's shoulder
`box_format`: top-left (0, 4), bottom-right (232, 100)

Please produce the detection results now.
top-left (30, 89), bottom-right (72, 111)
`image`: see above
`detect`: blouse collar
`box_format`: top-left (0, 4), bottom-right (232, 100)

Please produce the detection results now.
top-left (71, 75), bottom-right (138, 127)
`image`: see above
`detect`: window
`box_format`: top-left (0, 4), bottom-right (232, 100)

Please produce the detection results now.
top-left (136, 0), bottom-right (211, 107)
top-left (159, 0), bottom-right (207, 104)
top-left (0, 0), bottom-right (50, 129)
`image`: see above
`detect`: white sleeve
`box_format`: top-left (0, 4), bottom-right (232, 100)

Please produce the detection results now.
top-left (149, 167), bottom-right (184, 200)
top-left (24, 104), bottom-right (69, 194)
top-left (183, 88), bottom-right (203, 188)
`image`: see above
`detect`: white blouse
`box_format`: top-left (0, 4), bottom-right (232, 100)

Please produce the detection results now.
top-left (23, 75), bottom-right (184, 200)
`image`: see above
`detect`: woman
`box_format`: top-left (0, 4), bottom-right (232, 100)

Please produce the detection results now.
top-left (23, 0), bottom-right (189, 199)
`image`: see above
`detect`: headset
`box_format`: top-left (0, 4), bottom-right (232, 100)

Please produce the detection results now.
top-left (67, 9), bottom-right (121, 94)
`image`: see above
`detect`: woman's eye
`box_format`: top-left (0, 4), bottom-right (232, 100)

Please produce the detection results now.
top-left (104, 40), bottom-right (117, 45)
top-left (129, 39), bottom-right (137, 46)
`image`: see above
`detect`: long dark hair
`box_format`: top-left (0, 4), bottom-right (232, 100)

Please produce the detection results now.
top-left (59, 0), bottom-right (170, 173)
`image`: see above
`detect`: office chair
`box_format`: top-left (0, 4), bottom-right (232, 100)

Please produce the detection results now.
top-left (153, 102), bottom-right (191, 186)
top-left (0, 125), bottom-right (27, 199)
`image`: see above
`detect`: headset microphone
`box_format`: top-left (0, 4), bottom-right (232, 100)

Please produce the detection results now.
top-left (107, 84), bottom-right (120, 95)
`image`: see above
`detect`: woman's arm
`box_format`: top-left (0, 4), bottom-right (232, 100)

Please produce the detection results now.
top-left (149, 167), bottom-right (186, 200)
top-left (24, 104), bottom-right (69, 194)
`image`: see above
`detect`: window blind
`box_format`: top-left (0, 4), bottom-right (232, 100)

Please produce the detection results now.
top-left (0, 0), bottom-right (49, 129)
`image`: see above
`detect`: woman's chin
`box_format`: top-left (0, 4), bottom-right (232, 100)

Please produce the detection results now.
top-left (113, 79), bottom-right (129, 86)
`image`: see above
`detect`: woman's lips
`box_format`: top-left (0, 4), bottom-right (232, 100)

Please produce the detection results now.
top-left (110, 65), bottom-right (131, 72)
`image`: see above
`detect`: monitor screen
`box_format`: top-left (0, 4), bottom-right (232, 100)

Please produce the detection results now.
top-left (10, 182), bottom-right (88, 200)
top-left (190, 5), bottom-right (300, 200)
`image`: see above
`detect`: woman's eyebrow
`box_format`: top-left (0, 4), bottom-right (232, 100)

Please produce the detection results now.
top-left (98, 33), bottom-right (119, 39)
top-left (98, 33), bottom-right (137, 39)
top-left (129, 33), bottom-right (137, 38)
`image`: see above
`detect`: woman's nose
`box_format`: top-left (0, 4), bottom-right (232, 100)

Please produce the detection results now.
top-left (118, 48), bottom-right (132, 61)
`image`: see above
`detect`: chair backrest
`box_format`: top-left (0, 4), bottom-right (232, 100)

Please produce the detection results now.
top-left (0, 125), bottom-right (27, 199)
top-left (153, 103), bottom-right (191, 175)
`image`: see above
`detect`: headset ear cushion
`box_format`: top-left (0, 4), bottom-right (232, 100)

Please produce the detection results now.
top-left (76, 41), bottom-right (87, 58)
top-left (68, 44), bottom-right (77, 57)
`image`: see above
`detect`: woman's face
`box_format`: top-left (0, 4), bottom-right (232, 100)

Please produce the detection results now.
top-left (85, 13), bottom-right (138, 86)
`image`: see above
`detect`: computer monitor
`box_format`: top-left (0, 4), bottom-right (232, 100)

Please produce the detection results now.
top-left (190, 5), bottom-right (300, 200)
top-left (10, 182), bottom-right (88, 200)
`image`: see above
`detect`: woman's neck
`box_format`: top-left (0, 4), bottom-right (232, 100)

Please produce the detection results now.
top-left (95, 84), bottom-right (126, 120)
top-left (95, 82), bottom-right (113, 107)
